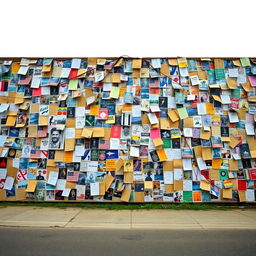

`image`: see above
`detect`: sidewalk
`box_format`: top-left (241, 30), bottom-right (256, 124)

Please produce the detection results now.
top-left (0, 206), bottom-right (256, 229)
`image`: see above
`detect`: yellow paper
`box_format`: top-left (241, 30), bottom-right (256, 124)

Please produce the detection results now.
top-left (144, 181), bottom-right (153, 190)
top-left (93, 127), bottom-right (105, 137)
top-left (226, 77), bottom-right (237, 89)
top-left (132, 59), bottom-right (142, 69)
top-left (106, 159), bottom-right (116, 171)
top-left (200, 180), bottom-right (210, 191)
top-left (110, 86), bottom-right (120, 99)
top-left (81, 128), bottom-right (93, 138)
top-left (89, 105), bottom-right (100, 116)
top-left (121, 188), bottom-right (131, 202)
top-left (156, 149), bottom-right (167, 161)
top-left (212, 159), bottom-right (222, 169)
top-left (222, 188), bottom-right (233, 199)
top-left (6, 116), bottom-right (16, 126)
top-left (65, 139), bottom-right (75, 151)
top-left (168, 110), bottom-right (179, 122)
top-left (26, 180), bottom-right (37, 192)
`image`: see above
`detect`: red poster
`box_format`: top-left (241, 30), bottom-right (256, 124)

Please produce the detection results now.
top-left (249, 169), bottom-right (256, 180)
top-left (237, 180), bottom-right (247, 191)
top-left (32, 87), bottom-right (42, 97)
top-left (98, 108), bottom-right (108, 120)
top-left (110, 125), bottom-right (121, 138)
top-left (69, 69), bottom-right (78, 79)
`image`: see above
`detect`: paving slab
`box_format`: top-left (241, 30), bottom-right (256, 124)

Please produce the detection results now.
top-left (0, 207), bottom-right (80, 227)
top-left (66, 209), bottom-right (131, 228)
top-left (131, 209), bottom-right (202, 229)
top-left (0, 207), bottom-right (32, 221)
top-left (184, 210), bottom-right (256, 229)
top-left (233, 209), bottom-right (256, 220)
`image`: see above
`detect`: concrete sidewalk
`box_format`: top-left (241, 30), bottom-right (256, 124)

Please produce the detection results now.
top-left (0, 206), bottom-right (256, 229)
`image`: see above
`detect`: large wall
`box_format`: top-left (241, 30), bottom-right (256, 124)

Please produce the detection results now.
top-left (0, 57), bottom-right (256, 202)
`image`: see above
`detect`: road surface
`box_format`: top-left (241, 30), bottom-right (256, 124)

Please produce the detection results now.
top-left (0, 227), bottom-right (255, 256)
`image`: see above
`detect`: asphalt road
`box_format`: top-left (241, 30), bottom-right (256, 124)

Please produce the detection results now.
top-left (0, 228), bottom-right (255, 256)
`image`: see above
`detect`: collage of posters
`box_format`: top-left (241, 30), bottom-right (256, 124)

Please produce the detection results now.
top-left (0, 57), bottom-right (256, 202)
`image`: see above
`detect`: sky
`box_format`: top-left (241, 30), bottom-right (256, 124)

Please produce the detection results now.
top-left (1, 0), bottom-right (255, 57)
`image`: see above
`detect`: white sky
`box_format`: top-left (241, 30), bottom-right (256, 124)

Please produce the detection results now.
top-left (1, 0), bottom-right (255, 57)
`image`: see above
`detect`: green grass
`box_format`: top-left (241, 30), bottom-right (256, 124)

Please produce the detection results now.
top-left (0, 202), bottom-right (253, 210)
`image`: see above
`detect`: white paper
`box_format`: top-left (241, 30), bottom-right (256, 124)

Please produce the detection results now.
top-left (179, 67), bottom-right (189, 77)
top-left (74, 145), bottom-right (85, 156)
top-left (193, 116), bottom-right (202, 127)
top-left (132, 105), bottom-right (141, 117)
top-left (40, 138), bottom-right (49, 150)
top-left (131, 125), bottom-right (142, 137)
top-left (130, 146), bottom-right (140, 157)
top-left (13, 158), bottom-right (20, 169)
top-left (21, 145), bottom-right (31, 158)
top-left (4, 176), bottom-right (14, 190)
top-left (245, 124), bottom-right (255, 135)
top-left (90, 182), bottom-right (99, 196)
top-left (41, 86), bottom-right (50, 95)
top-left (71, 58), bottom-right (81, 69)
top-left (0, 148), bottom-right (8, 157)
top-left (18, 66), bottom-right (29, 75)
top-left (150, 105), bottom-right (160, 112)
top-left (120, 74), bottom-right (128, 81)
top-left (76, 107), bottom-right (85, 117)
top-left (197, 158), bottom-right (207, 171)
top-left (165, 149), bottom-right (181, 161)
top-left (228, 112), bottom-right (239, 123)
top-left (47, 171), bottom-right (58, 186)
top-left (197, 103), bottom-right (206, 115)
top-left (173, 169), bottom-right (183, 180)
top-left (147, 113), bottom-right (159, 124)
top-left (183, 180), bottom-right (193, 191)
top-left (151, 58), bottom-right (161, 68)
top-left (76, 116), bottom-right (85, 128)
top-left (228, 68), bottom-right (239, 78)
top-left (0, 169), bottom-right (7, 179)
top-left (103, 83), bottom-right (112, 91)
top-left (86, 96), bottom-right (95, 105)
top-left (62, 188), bottom-right (71, 197)
top-left (9, 104), bottom-right (19, 112)
top-left (233, 154), bottom-right (241, 160)
top-left (110, 138), bottom-right (120, 149)
top-left (61, 68), bottom-right (71, 78)
top-left (133, 172), bottom-right (144, 181)
top-left (56, 179), bottom-right (66, 190)
top-left (31, 77), bottom-right (41, 88)
top-left (20, 58), bottom-right (30, 66)
top-left (0, 104), bottom-right (10, 113)
top-left (183, 128), bottom-right (193, 137)
top-left (246, 189), bottom-right (255, 202)
top-left (190, 75), bottom-right (200, 85)
top-left (187, 95), bottom-right (196, 101)
top-left (95, 71), bottom-right (105, 82)
top-left (0, 135), bottom-right (7, 146)
top-left (65, 128), bottom-right (75, 139)
top-left (169, 97), bottom-right (177, 108)
top-left (221, 95), bottom-right (231, 104)
top-left (164, 171), bottom-right (173, 184)
top-left (182, 159), bottom-right (192, 170)
top-left (76, 185), bottom-right (85, 198)
top-left (87, 161), bottom-right (98, 172)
